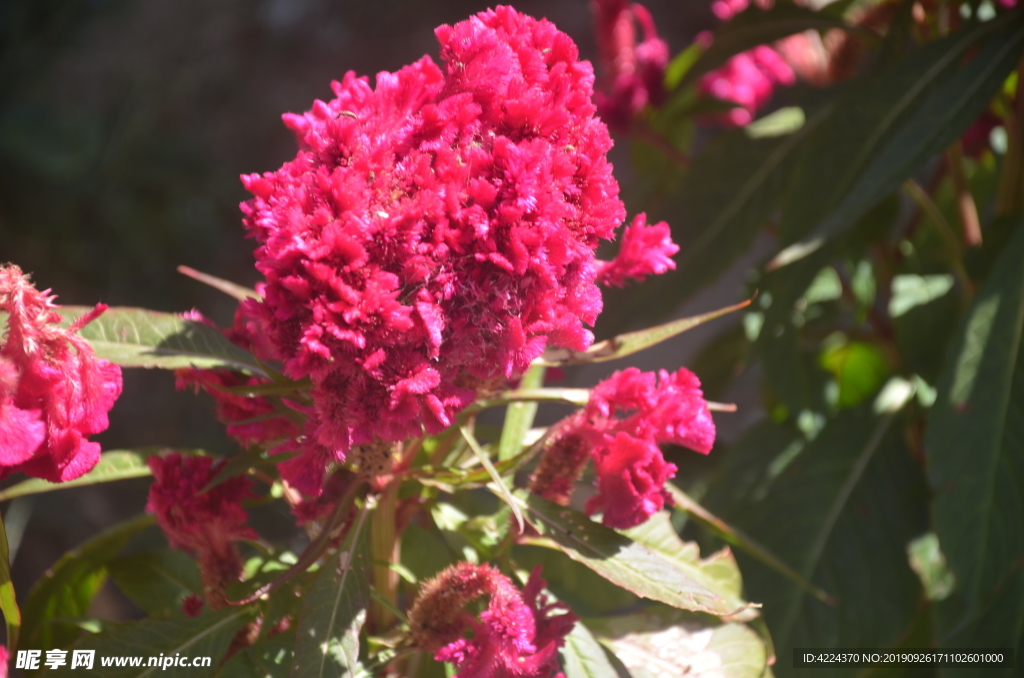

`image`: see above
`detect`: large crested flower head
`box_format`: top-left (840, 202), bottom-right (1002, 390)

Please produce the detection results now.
top-left (240, 7), bottom-right (646, 482)
top-left (409, 562), bottom-right (575, 678)
top-left (0, 265), bottom-right (122, 482)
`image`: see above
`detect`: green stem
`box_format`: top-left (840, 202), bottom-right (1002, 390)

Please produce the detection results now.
top-left (370, 481), bottom-right (400, 631)
top-left (946, 141), bottom-right (983, 247)
top-left (228, 479), bottom-right (365, 606)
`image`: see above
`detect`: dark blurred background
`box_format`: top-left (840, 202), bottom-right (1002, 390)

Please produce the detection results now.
top-left (1, 0), bottom-right (744, 621)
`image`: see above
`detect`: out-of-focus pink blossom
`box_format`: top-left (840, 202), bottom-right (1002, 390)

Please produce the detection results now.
top-left (147, 453), bottom-right (257, 607)
top-left (239, 7), bottom-right (671, 492)
top-left (711, 0), bottom-right (749, 21)
top-left (0, 265), bottom-right (122, 483)
top-left (597, 213), bottom-right (678, 287)
top-left (530, 367), bottom-right (714, 528)
top-left (700, 45), bottom-right (795, 126)
top-left (591, 0), bottom-right (670, 129)
top-left (409, 563), bottom-right (575, 678)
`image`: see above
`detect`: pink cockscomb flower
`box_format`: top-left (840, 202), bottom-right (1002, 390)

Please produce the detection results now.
top-left (530, 367), bottom-right (714, 528)
top-left (586, 431), bottom-right (677, 529)
top-left (409, 562), bottom-right (575, 678)
top-left (591, 0), bottom-right (670, 130)
top-left (597, 213), bottom-right (679, 287)
top-left (239, 7), bottom-right (673, 492)
top-left (588, 367), bottom-right (716, 454)
top-left (147, 453), bottom-right (257, 607)
top-left (0, 265), bottom-right (122, 483)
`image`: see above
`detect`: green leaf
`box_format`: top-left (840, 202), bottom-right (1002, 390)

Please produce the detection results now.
top-left (591, 609), bottom-right (769, 678)
top-left (758, 323), bottom-right (829, 416)
top-left (498, 364), bottom-right (546, 461)
top-left (57, 306), bottom-right (264, 374)
top-left (460, 426), bottom-right (523, 533)
top-left (631, 101), bottom-right (832, 320)
top-left (107, 550), bottom-right (203, 617)
top-left (0, 511), bottom-right (21, 652)
top-left (516, 493), bottom-right (755, 619)
top-left (219, 629), bottom-right (294, 678)
top-left (291, 500), bottom-right (373, 678)
top-left (664, 484), bottom-right (834, 606)
top-left (51, 607), bottom-right (255, 677)
top-left (679, 3), bottom-right (850, 89)
top-left (621, 512), bottom-right (743, 602)
top-left (0, 449), bottom-right (184, 503)
top-left (704, 412), bottom-right (928, 675)
top-left (933, 569), bottom-right (1024, 678)
top-left (539, 299), bottom-right (751, 366)
top-left (560, 620), bottom-right (619, 678)
top-left (22, 514), bottom-right (153, 650)
top-left (926, 217), bottom-right (1024, 629)
top-left (780, 15), bottom-right (1024, 248)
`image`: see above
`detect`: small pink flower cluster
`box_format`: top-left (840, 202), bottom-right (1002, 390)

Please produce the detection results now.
top-left (409, 563), bottom-right (575, 678)
top-left (591, 0), bottom-right (670, 130)
top-left (237, 6), bottom-right (675, 493)
top-left (146, 454), bottom-right (257, 607)
top-left (531, 367), bottom-right (714, 529)
top-left (596, 214), bottom-right (678, 287)
top-left (700, 0), bottom-right (796, 126)
top-left (0, 265), bottom-right (122, 483)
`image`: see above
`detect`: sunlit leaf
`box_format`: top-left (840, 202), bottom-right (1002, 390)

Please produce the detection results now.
top-left (0, 512), bottom-right (21, 652)
top-left (926, 218), bottom-right (1024, 656)
top-left (291, 500), bottom-right (372, 678)
top-left (460, 426), bottom-right (523, 533)
top-left (591, 609), bottom-right (769, 678)
top-left (704, 411), bottom-right (927, 673)
top-left (0, 449), bottom-right (194, 503)
top-left (57, 306), bottom-right (264, 375)
top-left (539, 299), bottom-right (751, 366)
top-left (560, 620), bottom-right (619, 678)
top-left (516, 493), bottom-right (755, 619)
top-left (498, 364), bottom-right (546, 461)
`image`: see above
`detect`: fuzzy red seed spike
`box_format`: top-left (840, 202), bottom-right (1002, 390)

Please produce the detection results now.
top-left (147, 454), bottom-right (257, 608)
top-left (409, 562), bottom-right (575, 678)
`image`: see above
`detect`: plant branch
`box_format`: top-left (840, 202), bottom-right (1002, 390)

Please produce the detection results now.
top-left (945, 141), bottom-right (982, 247)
